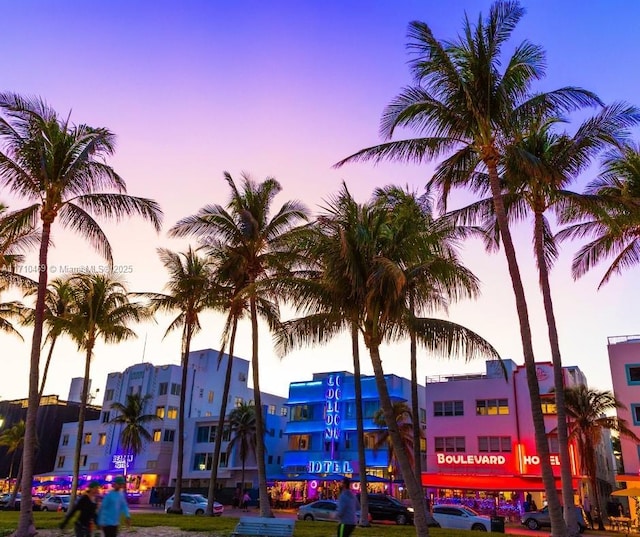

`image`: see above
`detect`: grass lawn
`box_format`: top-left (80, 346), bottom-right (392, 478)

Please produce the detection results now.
top-left (0, 511), bottom-right (518, 536)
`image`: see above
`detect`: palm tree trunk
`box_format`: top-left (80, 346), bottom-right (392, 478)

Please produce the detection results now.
top-left (249, 294), bottom-right (272, 518)
top-left (585, 438), bottom-right (604, 530)
top-left (485, 159), bottom-right (565, 537)
top-left (351, 321), bottom-right (369, 526)
top-left (70, 343), bottom-right (94, 508)
top-left (368, 343), bottom-right (428, 535)
top-left (241, 460), bottom-right (246, 504)
top-left (8, 451), bottom-right (16, 480)
top-left (207, 317), bottom-right (238, 515)
top-left (171, 322), bottom-right (193, 514)
top-left (409, 299), bottom-right (423, 484)
top-left (14, 221), bottom-right (52, 537)
top-left (534, 212), bottom-right (578, 536)
top-left (37, 337), bottom-right (57, 404)
top-left (9, 459), bottom-right (23, 509)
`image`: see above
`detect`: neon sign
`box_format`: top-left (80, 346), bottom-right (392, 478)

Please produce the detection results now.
top-left (308, 460), bottom-right (354, 474)
top-left (325, 374), bottom-right (341, 443)
top-left (437, 454), bottom-right (506, 465)
top-left (111, 454), bottom-right (133, 470)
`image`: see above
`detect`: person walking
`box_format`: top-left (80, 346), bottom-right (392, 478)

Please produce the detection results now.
top-left (336, 478), bottom-right (359, 537)
top-left (97, 476), bottom-right (131, 537)
top-left (60, 480), bottom-right (100, 537)
top-left (583, 495), bottom-right (594, 530)
top-left (242, 490), bottom-right (251, 512)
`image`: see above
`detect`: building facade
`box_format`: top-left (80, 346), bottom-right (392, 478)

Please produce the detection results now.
top-left (423, 359), bottom-right (590, 509)
top-left (283, 371), bottom-right (426, 479)
top-left (51, 349), bottom-right (288, 493)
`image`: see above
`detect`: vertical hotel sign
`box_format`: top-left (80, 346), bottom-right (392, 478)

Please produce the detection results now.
top-left (325, 374), bottom-right (342, 458)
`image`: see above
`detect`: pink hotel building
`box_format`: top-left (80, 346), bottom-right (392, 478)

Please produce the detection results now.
top-left (423, 359), bottom-right (585, 503)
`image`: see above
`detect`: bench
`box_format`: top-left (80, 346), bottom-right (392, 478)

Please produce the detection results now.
top-left (231, 516), bottom-right (295, 537)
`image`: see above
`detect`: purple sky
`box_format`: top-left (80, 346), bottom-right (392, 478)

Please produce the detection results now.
top-left (1, 1), bottom-right (639, 402)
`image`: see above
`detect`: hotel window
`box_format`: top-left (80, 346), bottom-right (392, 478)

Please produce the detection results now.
top-left (219, 451), bottom-right (228, 467)
top-left (268, 455), bottom-right (273, 464)
top-left (147, 460), bottom-right (157, 469)
top-left (156, 406), bottom-right (165, 419)
top-left (541, 397), bottom-right (557, 414)
top-left (170, 383), bottom-right (181, 396)
top-left (153, 429), bottom-right (162, 442)
top-left (89, 463), bottom-right (98, 471)
top-left (196, 426), bottom-right (210, 443)
top-left (163, 429), bottom-right (175, 442)
top-left (289, 434), bottom-right (311, 451)
top-left (434, 400), bottom-right (464, 417)
top-left (57, 456), bottom-right (65, 468)
top-left (419, 408), bottom-right (427, 423)
top-left (193, 453), bottom-right (213, 471)
top-left (626, 365), bottom-right (640, 385)
top-left (277, 456), bottom-right (281, 464)
top-left (435, 436), bottom-right (466, 453)
top-left (363, 433), bottom-right (377, 450)
top-left (81, 455), bottom-right (87, 467)
top-left (476, 399), bottom-right (509, 415)
top-left (98, 433), bottom-right (106, 446)
top-left (83, 433), bottom-right (92, 444)
top-left (102, 411), bottom-right (110, 423)
top-left (223, 427), bottom-right (231, 441)
top-left (104, 389), bottom-right (114, 401)
top-left (280, 407), bottom-right (288, 417)
top-left (268, 404), bottom-right (276, 415)
top-left (158, 382), bottom-right (168, 396)
top-left (478, 436), bottom-right (511, 452)
top-left (208, 391), bottom-right (214, 403)
top-left (548, 436), bottom-right (559, 453)
top-left (62, 435), bottom-right (69, 446)
top-left (363, 400), bottom-right (380, 419)
top-left (234, 397), bottom-right (244, 408)
top-left (167, 406), bottom-right (178, 419)
top-left (291, 404), bottom-right (313, 421)
top-left (631, 404), bottom-right (640, 425)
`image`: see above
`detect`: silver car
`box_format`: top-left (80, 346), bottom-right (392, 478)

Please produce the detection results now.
top-left (297, 500), bottom-right (370, 524)
top-left (164, 493), bottom-right (223, 516)
top-left (521, 506), bottom-right (586, 532)
top-left (41, 494), bottom-right (70, 512)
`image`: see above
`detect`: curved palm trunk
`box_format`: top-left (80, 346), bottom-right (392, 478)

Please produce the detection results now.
top-left (584, 438), bottom-right (603, 530)
top-left (486, 161), bottom-right (565, 537)
top-left (170, 322), bottom-right (193, 514)
top-left (369, 343), bottom-right (428, 536)
top-left (70, 343), bottom-right (94, 508)
top-left (249, 295), bottom-right (272, 518)
top-left (534, 212), bottom-right (578, 536)
top-left (351, 321), bottom-right (369, 526)
top-left (37, 337), bottom-right (58, 404)
top-left (8, 460), bottom-right (23, 509)
top-left (14, 221), bottom-right (52, 537)
top-left (409, 301), bottom-right (423, 484)
top-left (207, 318), bottom-right (238, 515)
top-left (8, 450), bottom-right (17, 480)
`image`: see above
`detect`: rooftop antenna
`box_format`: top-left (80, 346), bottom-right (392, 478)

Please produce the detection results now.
top-left (141, 333), bottom-right (147, 363)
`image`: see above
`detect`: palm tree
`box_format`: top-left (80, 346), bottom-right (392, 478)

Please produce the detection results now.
top-left (0, 93), bottom-right (162, 536)
top-left (278, 188), bottom-right (498, 536)
top-left (109, 393), bottom-right (159, 470)
top-left (227, 403), bottom-right (257, 494)
top-left (335, 4), bottom-right (600, 535)
top-left (372, 403), bottom-right (416, 486)
top-left (145, 247), bottom-right (218, 514)
top-left (0, 203), bottom-right (39, 286)
top-left (0, 284), bottom-right (25, 340)
top-left (448, 106), bottom-right (637, 533)
top-left (60, 273), bottom-right (148, 507)
top-left (170, 172), bottom-right (309, 517)
top-left (0, 421), bottom-right (25, 480)
top-left (564, 386), bottom-right (640, 529)
top-left (559, 144), bottom-right (640, 287)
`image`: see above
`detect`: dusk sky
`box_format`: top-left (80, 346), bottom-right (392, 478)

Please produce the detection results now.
top-left (1, 1), bottom-right (639, 403)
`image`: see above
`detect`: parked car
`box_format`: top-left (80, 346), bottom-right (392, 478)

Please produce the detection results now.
top-left (41, 494), bottom-right (71, 512)
top-left (164, 493), bottom-right (223, 516)
top-left (358, 494), bottom-right (420, 525)
top-left (296, 499), bottom-right (371, 524)
top-left (521, 506), bottom-right (586, 533)
top-left (0, 493), bottom-right (42, 511)
top-left (432, 504), bottom-right (491, 531)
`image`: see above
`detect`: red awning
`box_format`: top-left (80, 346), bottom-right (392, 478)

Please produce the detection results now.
top-left (422, 473), bottom-right (579, 491)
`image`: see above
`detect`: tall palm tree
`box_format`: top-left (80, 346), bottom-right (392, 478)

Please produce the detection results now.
top-left (0, 93), bottom-right (162, 536)
top-left (227, 403), bottom-right (257, 493)
top-left (61, 273), bottom-right (148, 507)
top-left (278, 188), bottom-right (499, 537)
top-left (170, 172), bottom-right (309, 517)
top-left (372, 403), bottom-right (416, 480)
top-left (559, 144), bottom-right (640, 287)
top-left (0, 421), bottom-right (25, 480)
top-left (564, 386), bottom-right (640, 529)
top-left (145, 247), bottom-right (218, 514)
top-left (448, 106), bottom-right (637, 534)
top-left (109, 393), bottom-right (159, 467)
top-left (335, 4), bottom-right (600, 535)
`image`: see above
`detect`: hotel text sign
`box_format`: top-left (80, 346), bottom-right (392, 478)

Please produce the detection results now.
top-left (308, 460), bottom-right (354, 474)
top-left (112, 454), bottom-right (133, 470)
top-left (324, 374), bottom-right (341, 441)
top-left (436, 453), bottom-right (561, 466)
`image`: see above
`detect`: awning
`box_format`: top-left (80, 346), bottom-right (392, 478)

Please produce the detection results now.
top-left (422, 473), bottom-right (579, 491)
top-left (616, 474), bottom-right (640, 483)
top-left (612, 488), bottom-right (640, 497)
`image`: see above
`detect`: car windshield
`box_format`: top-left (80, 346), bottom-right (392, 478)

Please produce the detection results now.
top-left (189, 495), bottom-right (207, 502)
top-left (388, 497), bottom-right (404, 507)
top-left (461, 507), bottom-right (480, 516)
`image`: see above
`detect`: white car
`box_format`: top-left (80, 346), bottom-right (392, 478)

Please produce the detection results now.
top-left (165, 493), bottom-right (223, 516)
top-left (41, 494), bottom-right (71, 512)
top-left (433, 505), bottom-right (491, 531)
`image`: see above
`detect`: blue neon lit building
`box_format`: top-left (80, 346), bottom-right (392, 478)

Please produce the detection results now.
top-left (283, 371), bottom-right (426, 477)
